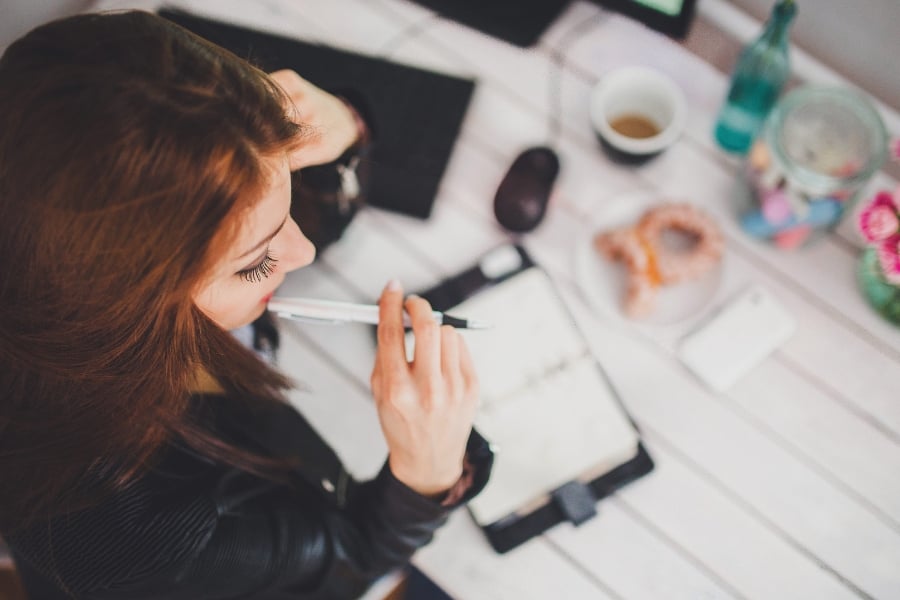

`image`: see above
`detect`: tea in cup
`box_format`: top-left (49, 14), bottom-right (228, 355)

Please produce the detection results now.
top-left (590, 66), bottom-right (687, 163)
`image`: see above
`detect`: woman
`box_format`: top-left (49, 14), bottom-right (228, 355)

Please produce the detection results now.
top-left (0, 10), bottom-right (491, 599)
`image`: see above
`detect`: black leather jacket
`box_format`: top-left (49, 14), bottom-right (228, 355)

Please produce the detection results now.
top-left (6, 394), bottom-right (493, 599)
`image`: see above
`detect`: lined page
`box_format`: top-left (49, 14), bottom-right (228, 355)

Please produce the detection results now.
top-left (452, 269), bottom-right (640, 525)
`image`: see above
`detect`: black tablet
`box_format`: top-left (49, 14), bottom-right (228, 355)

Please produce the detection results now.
top-left (598, 0), bottom-right (698, 38)
top-left (410, 0), bottom-right (696, 46)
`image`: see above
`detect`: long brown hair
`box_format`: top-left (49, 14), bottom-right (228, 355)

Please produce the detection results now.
top-left (0, 11), bottom-right (306, 529)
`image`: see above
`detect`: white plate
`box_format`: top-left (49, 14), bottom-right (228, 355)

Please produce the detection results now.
top-left (574, 191), bottom-right (723, 327)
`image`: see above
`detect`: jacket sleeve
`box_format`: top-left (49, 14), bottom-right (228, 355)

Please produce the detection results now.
top-left (118, 430), bottom-right (492, 600)
top-left (150, 466), bottom-right (445, 599)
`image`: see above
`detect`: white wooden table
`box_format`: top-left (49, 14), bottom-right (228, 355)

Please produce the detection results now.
top-left (93, 1), bottom-right (900, 597)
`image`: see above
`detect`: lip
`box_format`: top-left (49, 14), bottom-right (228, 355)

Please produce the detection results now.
top-left (261, 292), bottom-right (274, 304)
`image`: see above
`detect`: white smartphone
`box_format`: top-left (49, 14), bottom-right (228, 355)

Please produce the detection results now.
top-left (677, 286), bottom-right (796, 392)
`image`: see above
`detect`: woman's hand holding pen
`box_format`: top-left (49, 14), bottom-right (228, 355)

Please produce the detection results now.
top-left (371, 280), bottom-right (479, 498)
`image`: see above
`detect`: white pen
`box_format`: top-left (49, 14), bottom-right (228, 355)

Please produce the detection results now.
top-left (268, 297), bottom-right (491, 330)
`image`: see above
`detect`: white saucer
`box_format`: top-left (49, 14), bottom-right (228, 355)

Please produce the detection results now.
top-left (573, 191), bottom-right (723, 327)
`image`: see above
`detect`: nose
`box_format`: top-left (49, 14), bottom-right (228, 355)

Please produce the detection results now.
top-left (278, 217), bottom-right (316, 273)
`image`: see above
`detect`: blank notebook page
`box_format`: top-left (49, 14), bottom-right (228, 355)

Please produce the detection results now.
top-left (450, 268), bottom-right (640, 525)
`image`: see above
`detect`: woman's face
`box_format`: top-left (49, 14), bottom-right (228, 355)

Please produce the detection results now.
top-left (194, 154), bottom-right (315, 330)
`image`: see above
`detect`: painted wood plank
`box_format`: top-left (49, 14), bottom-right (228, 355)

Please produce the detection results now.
top-left (363, 0), bottom-right (439, 27)
top-left (728, 358), bottom-right (900, 526)
top-left (612, 441), bottom-right (863, 600)
top-left (547, 496), bottom-right (739, 600)
top-left (316, 209), bottom-right (453, 296)
top-left (415, 511), bottom-right (616, 600)
top-left (559, 289), bottom-right (900, 599)
top-left (277, 312), bottom-right (386, 480)
top-left (273, 0), bottom-right (420, 57)
top-left (276, 259), bottom-right (379, 390)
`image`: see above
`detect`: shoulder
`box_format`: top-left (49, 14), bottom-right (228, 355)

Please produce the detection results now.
top-left (8, 445), bottom-right (225, 596)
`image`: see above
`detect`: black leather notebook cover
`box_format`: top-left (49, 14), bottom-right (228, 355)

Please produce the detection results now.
top-left (159, 9), bottom-right (475, 219)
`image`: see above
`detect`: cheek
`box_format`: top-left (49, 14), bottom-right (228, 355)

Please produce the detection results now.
top-left (193, 220), bottom-right (314, 331)
top-left (194, 280), bottom-right (265, 331)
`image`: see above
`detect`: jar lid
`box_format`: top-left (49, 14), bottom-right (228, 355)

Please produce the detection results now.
top-left (767, 85), bottom-right (887, 195)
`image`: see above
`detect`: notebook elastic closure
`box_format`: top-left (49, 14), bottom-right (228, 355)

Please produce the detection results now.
top-left (551, 481), bottom-right (597, 526)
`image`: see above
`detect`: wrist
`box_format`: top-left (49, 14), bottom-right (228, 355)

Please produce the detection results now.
top-left (339, 97), bottom-right (369, 149)
top-left (389, 456), bottom-right (462, 498)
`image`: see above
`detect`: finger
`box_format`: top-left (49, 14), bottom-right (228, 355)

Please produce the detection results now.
top-left (458, 335), bottom-right (479, 398)
top-left (370, 350), bottom-right (382, 397)
top-left (269, 72), bottom-right (305, 115)
top-left (406, 295), bottom-right (441, 381)
top-left (440, 325), bottom-right (462, 394)
top-left (268, 69), bottom-right (295, 85)
top-left (269, 69), bottom-right (311, 95)
top-left (376, 279), bottom-right (409, 376)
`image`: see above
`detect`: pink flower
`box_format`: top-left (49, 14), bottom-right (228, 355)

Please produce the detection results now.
top-left (858, 191), bottom-right (900, 242)
top-left (877, 234), bottom-right (900, 285)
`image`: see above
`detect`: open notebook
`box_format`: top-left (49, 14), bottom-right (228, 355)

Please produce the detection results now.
top-left (413, 245), bottom-right (653, 551)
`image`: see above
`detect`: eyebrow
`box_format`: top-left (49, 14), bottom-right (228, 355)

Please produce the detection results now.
top-left (236, 214), bottom-right (289, 261)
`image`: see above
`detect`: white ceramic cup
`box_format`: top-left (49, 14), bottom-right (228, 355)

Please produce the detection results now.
top-left (589, 66), bottom-right (687, 162)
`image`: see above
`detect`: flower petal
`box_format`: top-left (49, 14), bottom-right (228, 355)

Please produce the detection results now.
top-left (859, 192), bottom-right (900, 242)
top-left (877, 235), bottom-right (900, 285)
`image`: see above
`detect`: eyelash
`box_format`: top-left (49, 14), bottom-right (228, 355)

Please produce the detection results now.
top-left (237, 253), bottom-right (278, 283)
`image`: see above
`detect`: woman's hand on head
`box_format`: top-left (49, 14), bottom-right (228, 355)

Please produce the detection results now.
top-left (269, 69), bottom-right (360, 170)
top-left (370, 281), bottom-right (480, 497)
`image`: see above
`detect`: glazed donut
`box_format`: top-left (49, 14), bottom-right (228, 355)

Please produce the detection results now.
top-left (594, 228), bottom-right (658, 317)
top-left (637, 203), bottom-right (724, 285)
top-left (593, 203), bottom-right (723, 318)
top-left (594, 228), bottom-right (651, 275)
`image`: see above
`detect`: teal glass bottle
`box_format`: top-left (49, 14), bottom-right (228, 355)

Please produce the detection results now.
top-left (714, 0), bottom-right (797, 154)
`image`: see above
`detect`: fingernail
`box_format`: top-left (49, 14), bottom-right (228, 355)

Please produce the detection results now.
top-left (385, 279), bottom-right (401, 291)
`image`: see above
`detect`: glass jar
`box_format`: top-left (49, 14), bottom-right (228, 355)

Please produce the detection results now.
top-left (740, 85), bottom-right (888, 249)
top-left (858, 247), bottom-right (900, 326)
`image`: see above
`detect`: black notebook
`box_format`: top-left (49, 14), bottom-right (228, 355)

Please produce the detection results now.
top-left (416, 245), bottom-right (654, 553)
top-left (159, 9), bottom-right (475, 219)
